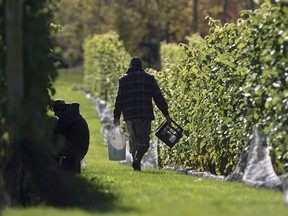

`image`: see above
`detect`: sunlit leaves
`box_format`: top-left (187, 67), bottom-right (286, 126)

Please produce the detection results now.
top-left (156, 1), bottom-right (288, 175)
top-left (83, 32), bottom-right (130, 105)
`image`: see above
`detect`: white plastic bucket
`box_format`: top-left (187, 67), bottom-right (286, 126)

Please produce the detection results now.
top-left (108, 126), bottom-right (126, 160)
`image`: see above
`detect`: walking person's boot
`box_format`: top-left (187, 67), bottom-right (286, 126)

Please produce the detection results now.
top-left (132, 150), bottom-right (136, 161)
top-left (132, 146), bottom-right (147, 171)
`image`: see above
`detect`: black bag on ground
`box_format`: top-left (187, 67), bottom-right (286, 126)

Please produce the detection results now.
top-left (155, 119), bottom-right (183, 148)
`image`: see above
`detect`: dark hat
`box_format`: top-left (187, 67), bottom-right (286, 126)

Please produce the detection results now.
top-left (53, 99), bottom-right (68, 112)
top-left (129, 57), bottom-right (142, 68)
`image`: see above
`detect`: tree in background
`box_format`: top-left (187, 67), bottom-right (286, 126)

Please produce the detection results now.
top-left (53, 0), bottom-right (118, 66)
top-left (193, 0), bottom-right (199, 32)
top-left (53, 0), bottom-right (260, 69)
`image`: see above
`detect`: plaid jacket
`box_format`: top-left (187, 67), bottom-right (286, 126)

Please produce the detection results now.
top-left (113, 67), bottom-right (169, 121)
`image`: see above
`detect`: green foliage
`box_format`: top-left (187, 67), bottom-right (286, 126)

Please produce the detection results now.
top-left (53, 0), bottom-right (118, 65)
top-left (160, 42), bottom-right (186, 69)
top-left (83, 31), bottom-right (130, 105)
top-left (21, 0), bottom-right (57, 149)
top-left (156, 1), bottom-right (288, 175)
top-left (1, 0), bottom-right (60, 205)
top-left (185, 33), bottom-right (206, 49)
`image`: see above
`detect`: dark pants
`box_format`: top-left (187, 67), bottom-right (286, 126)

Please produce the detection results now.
top-left (126, 119), bottom-right (151, 157)
top-left (57, 141), bottom-right (83, 173)
top-left (62, 157), bottom-right (81, 173)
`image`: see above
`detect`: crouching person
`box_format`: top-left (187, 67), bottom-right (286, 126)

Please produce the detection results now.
top-left (52, 99), bottom-right (90, 173)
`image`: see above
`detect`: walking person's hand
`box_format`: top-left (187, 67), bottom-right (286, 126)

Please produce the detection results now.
top-left (166, 115), bottom-right (171, 124)
top-left (114, 118), bottom-right (120, 127)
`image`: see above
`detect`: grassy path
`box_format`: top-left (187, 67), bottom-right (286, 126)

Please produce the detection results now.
top-left (3, 68), bottom-right (287, 216)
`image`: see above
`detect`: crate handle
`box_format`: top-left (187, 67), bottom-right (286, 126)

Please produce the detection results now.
top-left (165, 119), bottom-right (183, 133)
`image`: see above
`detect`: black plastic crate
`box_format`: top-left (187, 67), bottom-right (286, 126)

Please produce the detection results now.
top-left (155, 119), bottom-right (183, 148)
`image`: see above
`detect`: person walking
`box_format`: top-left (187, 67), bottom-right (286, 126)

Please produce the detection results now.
top-left (113, 57), bottom-right (171, 171)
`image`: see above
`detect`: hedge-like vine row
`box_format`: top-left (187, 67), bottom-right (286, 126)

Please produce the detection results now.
top-left (83, 31), bottom-right (130, 105)
top-left (155, 1), bottom-right (288, 175)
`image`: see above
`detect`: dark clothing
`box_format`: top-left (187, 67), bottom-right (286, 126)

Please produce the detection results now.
top-left (60, 157), bottom-right (81, 173)
top-left (113, 67), bottom-right (169, 121)
top-left (113, 65), bottom-right (169, 171)
top-left (126, 119), bottom-right (151, 154)
top-left (54, 103), bottom-right (90, 159)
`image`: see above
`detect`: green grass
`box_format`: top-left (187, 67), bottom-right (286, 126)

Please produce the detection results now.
top-left (2, 67), bottom-right (287, 216)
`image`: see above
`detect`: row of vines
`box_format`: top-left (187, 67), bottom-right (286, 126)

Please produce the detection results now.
top-left (83, 31), bottom-right (130, 105)
top-left (83, 1), bottom-right (288, 176)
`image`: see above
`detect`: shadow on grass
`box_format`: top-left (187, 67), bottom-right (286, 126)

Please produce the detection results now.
top-left (2, 140), bottom-right (137, 214)
top-left (22, 168), bottom-right (137, 214)
top-left (55, 172), bottom-right (136, 213)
